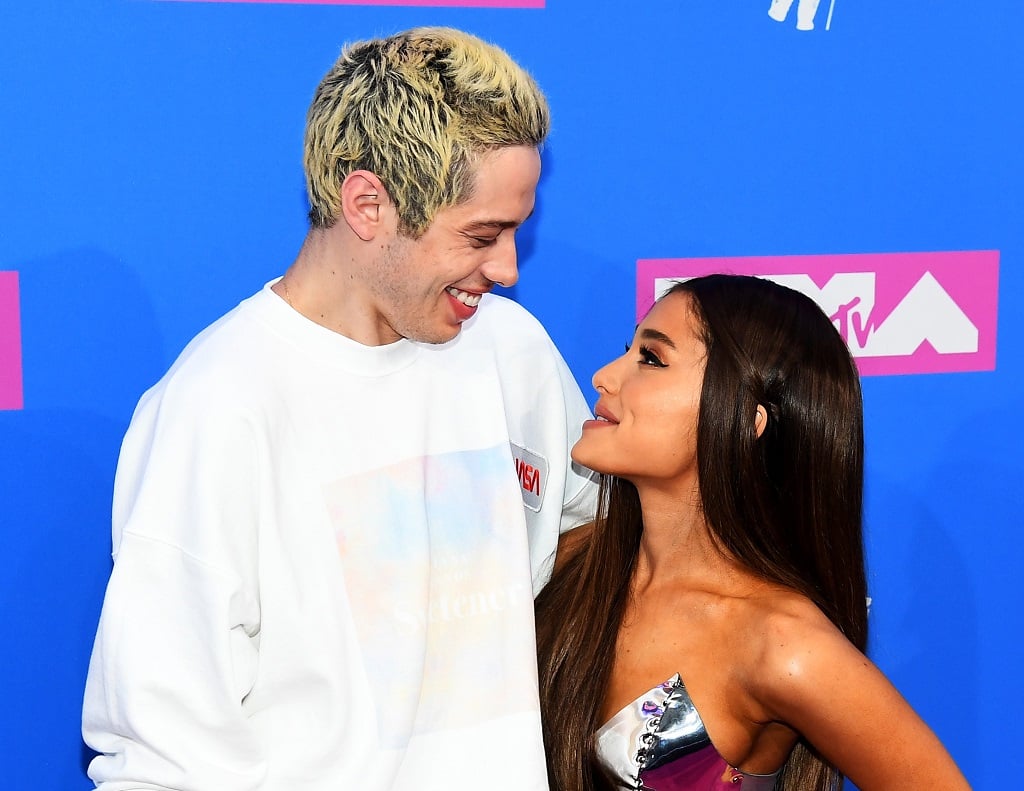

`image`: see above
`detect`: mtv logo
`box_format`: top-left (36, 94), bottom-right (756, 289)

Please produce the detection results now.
top-left (1, 271), bottom-right (24, 410)
top-left (637, 251), bottom-right (1000, 376)
top-left (768, 0), bottom-right (832, 30)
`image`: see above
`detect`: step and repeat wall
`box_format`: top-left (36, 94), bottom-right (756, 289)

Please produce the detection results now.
top-left (2, 1), bottom-right (1020, 788)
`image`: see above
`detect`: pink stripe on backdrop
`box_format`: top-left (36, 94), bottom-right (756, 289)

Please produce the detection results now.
top-left (158, 0), bottom-right (544, 7)
top-left (0, 271), bottom-right (24, 411)
top-left (635, 251), bottom-right (1000, 377)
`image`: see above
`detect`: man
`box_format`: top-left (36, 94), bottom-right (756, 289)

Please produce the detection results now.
top-left (82, 27), bottom-right (597, 791)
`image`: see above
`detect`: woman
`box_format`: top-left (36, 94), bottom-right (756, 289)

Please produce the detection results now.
top-left (535, 275), bottom-right (969, 791)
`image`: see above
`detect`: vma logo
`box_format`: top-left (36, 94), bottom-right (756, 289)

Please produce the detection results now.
top-left (1, 271), bottom-right (24, 410)
top-left (768, 0), bottom-right (835, 31)
top-left (636, 251), bottom-right (1000, 377)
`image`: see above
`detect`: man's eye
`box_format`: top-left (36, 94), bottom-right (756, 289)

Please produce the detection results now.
top-left (638, 346), bottom-right (666, 368)
top-left (469, 236), bottom-right (498, 247)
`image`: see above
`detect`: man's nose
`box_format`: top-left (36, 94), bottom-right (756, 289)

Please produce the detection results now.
top-left (483, 237), bottom-right (519, 288)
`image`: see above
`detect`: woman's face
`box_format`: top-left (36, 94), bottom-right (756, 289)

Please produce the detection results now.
top-left (572, 291), bottom-right (706, 494)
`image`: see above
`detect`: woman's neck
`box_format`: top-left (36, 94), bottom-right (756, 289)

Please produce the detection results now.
top-left (632, 484), bottom-right (738, 592)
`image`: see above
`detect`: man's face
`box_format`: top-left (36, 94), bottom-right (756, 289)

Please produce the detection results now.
top-left (368, 145), bottom-right (541, 345)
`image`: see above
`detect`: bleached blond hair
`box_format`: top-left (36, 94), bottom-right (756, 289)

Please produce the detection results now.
top-left (304, 26), bottom-right (550, 237)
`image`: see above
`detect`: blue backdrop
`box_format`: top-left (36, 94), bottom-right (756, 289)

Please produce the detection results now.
top-left (1, 1), bottom-right (1020, 788)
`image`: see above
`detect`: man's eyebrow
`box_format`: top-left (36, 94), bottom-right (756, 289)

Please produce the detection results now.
top-left (638, 328), bottom-right (676, 349)
top-left (463, 220), bottom-right (519, 231)
top-left (463, 208), bottom-right (536, 232)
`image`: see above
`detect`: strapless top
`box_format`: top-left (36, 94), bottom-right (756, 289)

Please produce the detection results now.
top-left (594, 675), bottom-right (781, 791)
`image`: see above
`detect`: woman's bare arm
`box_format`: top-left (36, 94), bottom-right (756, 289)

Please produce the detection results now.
top-left (757, 612), bottom-right (970, 790)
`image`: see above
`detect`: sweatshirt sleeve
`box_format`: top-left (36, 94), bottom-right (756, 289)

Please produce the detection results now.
top-left (482, 297), bottom-right (598, 593)
top-left (82, 378), bottom-right (265, 791)
top-left (550, 341), bottom-right (600, 535)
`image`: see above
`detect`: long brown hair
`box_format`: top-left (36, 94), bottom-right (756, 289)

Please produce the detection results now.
top-left (536, 274), bottom-right (867, 791)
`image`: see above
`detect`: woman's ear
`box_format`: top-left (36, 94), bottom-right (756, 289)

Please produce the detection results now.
top-left (754, 403), bottom-right (769, 439)
top-left (340, 170), bottom-right (387, 241)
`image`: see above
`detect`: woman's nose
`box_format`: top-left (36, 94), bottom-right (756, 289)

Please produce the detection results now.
top-left (592, 356), bottom-right (621, 394)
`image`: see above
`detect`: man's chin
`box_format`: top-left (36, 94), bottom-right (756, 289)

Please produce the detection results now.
top-left (410, 323), bottom-right (464, 346)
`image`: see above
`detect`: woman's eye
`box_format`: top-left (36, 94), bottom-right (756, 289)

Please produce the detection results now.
top-left (638, 346), bottom-right (666, 368)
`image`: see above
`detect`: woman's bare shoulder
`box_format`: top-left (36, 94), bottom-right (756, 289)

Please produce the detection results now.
top-left (731, 589), bottom-right (866, 721)
top-left (732, 588), bottom-right (851, 695)
top-left (734, 589), bottom-right (969, 790)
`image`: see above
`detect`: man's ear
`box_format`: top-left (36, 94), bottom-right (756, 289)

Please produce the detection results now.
top-left (754, 403), bottom-right (769, 439)
top-left (340, 170), bottom-right (387, 241)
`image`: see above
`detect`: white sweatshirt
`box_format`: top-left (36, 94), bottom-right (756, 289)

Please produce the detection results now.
top-left (82, 283), bottom-right (597, 791)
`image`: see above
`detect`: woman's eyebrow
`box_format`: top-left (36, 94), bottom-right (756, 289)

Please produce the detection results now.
top-left (639, 328), bottom-right (676, 349)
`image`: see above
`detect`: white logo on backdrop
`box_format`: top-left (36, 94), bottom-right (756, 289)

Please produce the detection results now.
top-left (767, 272), bottom-right (978, 356)
top-left (768, 0), bottom-right (835, 31)
top-left (655, 272), bottom-right (979, 358)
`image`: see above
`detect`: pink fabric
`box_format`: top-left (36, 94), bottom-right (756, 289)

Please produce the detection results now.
top-left (641, 743), bottom-right (746, 790)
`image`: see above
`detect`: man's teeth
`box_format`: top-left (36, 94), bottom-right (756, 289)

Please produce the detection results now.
top-left (447, 287), bottom-right (481, 307)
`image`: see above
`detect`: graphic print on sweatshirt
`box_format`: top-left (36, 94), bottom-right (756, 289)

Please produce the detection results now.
top-left (323, 443), bottom-right (535, 748)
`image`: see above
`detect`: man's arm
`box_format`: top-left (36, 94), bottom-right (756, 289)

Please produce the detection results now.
top-left (83, 382), bottom-right (264, 791)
